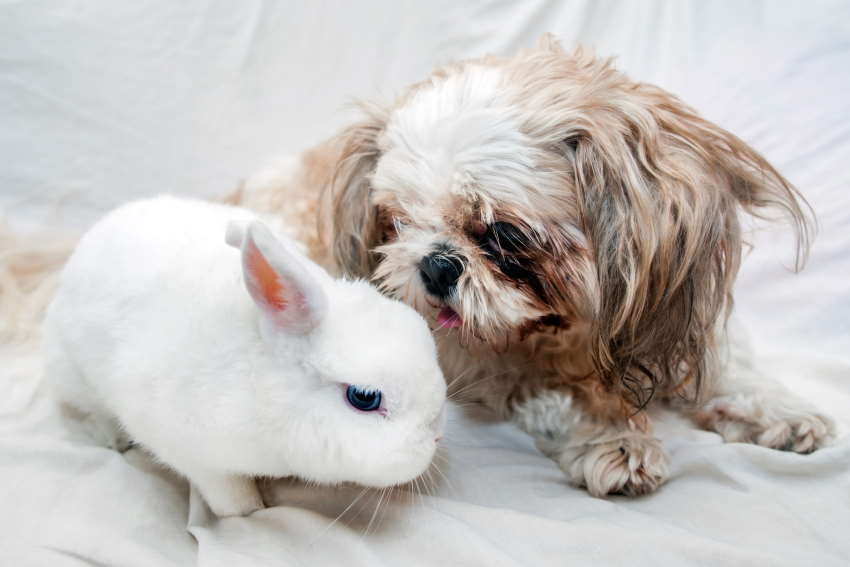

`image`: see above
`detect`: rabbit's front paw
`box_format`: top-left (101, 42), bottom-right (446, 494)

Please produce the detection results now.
top-left (79, 410), bottom-right (133, 452)
top-left (192, 472), bottom-right (265, 517)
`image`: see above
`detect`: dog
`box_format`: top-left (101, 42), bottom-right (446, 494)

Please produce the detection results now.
top-left (231, 35), bottom-right (834, 496)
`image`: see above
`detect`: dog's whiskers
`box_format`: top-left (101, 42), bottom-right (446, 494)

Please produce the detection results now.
top-left (448, 367), bottom-right (518, 402)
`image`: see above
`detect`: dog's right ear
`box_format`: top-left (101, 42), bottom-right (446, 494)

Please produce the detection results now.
top-left (320, 102), bottom-right (389, 278)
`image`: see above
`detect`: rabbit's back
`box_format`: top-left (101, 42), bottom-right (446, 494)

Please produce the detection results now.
top-left (45, 196), bottom-right (262, 433)
top-left (63, 195), bottom-right (252, 301)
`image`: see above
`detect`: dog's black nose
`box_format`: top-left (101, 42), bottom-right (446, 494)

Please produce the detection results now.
top-left (419, 251), bottom-right (463, 299)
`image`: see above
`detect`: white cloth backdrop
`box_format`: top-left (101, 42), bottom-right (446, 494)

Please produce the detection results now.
top-left (1, 1), bottom-right (849, 565)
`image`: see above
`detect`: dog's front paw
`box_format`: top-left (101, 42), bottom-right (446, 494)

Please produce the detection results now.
top-left (694, 395), bottom-right (834, 454)
top-left (545, 434), bottom-right (669, 497)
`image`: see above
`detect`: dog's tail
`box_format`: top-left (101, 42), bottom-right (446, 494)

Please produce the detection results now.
top-left (0, 221), bottom-right (77, 342)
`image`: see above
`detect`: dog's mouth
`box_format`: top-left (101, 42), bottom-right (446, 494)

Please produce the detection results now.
top-left (436, 305), bottom-right (463, 329)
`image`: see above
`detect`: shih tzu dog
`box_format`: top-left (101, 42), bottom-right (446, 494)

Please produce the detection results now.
top-left (232, 36), bottom-right (834, 496)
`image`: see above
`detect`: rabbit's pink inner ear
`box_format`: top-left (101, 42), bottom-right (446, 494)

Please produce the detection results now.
top-left (245, 241), bottom-right (287, 311)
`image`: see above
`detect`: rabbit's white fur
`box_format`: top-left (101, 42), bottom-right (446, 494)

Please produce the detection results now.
top-left (43, 195), bottom-right (446, 517)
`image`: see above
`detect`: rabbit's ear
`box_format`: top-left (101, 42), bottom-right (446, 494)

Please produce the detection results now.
top-left (227, 220), bottom-right (326, 333)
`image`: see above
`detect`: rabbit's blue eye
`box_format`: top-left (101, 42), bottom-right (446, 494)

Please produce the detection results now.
top-left (346, 385), bottom-right (382, 412)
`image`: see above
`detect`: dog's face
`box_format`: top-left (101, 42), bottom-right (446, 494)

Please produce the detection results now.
top-left (325, 37), bottom-right (810, 406)
top-left (369, 61), bottom-right (593, 345)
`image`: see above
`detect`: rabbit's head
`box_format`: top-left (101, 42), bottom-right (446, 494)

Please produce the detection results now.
top-left (227, 221), bottom-right (446, 488)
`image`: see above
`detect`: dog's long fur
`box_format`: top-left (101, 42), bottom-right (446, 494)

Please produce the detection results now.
top-left (313, 40), bottom-right (814, 408)
top-left (233, 36), bottom-right (833, 496)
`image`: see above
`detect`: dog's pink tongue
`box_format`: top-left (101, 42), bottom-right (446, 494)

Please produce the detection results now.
top-left (437, 306), bottom-right (463, 329)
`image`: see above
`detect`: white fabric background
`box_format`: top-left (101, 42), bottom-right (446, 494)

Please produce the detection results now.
top-left (1, 1), bottom-right (849, 566)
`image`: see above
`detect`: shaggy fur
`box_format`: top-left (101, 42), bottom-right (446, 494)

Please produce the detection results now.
top-left (157, 37), bottom-right (835, 495)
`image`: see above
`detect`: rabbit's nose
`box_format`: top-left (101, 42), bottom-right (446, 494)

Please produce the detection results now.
top-left (430, 405), bottom-right (447, 436)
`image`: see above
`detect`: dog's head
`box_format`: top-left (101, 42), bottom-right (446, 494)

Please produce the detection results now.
top-left (322, 36), bottom-right (811, 406)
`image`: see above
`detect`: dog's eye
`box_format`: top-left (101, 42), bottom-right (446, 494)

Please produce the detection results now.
top-left (495, 255), bottom-right (530, 280)
top-left (476, 222), bottom-right (548, 299)
top-left (392, 216), bottom-right (408, 233)
top-left (479, 222), bottom-right (535, 278)
top-left (377, 208), bottom-right (405, 244)
top-left (482, 222), bottom-right (529, 254)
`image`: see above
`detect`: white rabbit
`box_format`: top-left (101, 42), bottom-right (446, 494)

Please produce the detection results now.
top-left (43, 195), bottom-right (446, 517)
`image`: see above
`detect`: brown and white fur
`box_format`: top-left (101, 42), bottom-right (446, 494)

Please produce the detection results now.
top-left (231, 36), bottom-right (834, 497)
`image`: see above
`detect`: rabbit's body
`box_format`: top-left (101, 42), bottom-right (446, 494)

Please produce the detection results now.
top-left (44, 196), bottom-right (446, 516)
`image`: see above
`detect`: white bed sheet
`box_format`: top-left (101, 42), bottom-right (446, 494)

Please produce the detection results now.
top-left (2, 1), bottom-right (849, 566)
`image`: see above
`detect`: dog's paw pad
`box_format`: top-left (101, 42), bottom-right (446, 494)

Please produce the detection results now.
top-left (559, 435), bottom-right (669, 497)
top-left (695, 396), bottom-right (834, 454)
top-left (755, 414), bottom-right (832, 453)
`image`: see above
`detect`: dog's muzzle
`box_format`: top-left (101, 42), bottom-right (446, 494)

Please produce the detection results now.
top-left (419, 250), bottom-right (463, 299)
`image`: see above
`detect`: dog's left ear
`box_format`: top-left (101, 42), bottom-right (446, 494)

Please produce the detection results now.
top-left (319, 102), bottom-right (389, 278)
top-left (652, 92), bottom-right (813, 270)
top-left (571, 82), bottom-right (813, 408)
